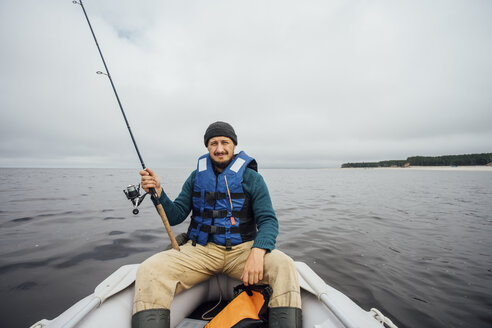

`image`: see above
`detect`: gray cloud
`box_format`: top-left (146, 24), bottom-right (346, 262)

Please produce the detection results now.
top-left (1, 0), bottom-right (491, 168)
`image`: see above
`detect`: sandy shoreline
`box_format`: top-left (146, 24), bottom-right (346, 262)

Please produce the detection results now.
top-left (359, 166), bottom-right (492, 172)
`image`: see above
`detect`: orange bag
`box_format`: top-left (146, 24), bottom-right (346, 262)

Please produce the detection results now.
top-left (205, 284), bottom-right (272, 328)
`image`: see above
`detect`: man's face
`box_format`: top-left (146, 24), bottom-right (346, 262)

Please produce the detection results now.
top-left (207, 136), bottom-right (235, 166)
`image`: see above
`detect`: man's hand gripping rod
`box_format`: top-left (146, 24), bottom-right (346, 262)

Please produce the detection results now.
top-left (73, 0), bottom-right (179, 251)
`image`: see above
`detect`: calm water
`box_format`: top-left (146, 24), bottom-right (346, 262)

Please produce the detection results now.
top-left (1, 168), bottom-right (491, 328)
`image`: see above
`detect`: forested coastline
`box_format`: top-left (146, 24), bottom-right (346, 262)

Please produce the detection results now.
top-left (341, 153), bottom-right (492, 168)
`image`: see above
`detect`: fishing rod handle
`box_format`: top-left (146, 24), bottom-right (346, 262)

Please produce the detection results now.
top-left (155, 203), bottom-right (181, 251)
top-left (150, 188), bottom-right (180, 251)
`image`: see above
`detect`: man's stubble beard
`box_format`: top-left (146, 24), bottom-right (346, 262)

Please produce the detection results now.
top-left (211, 158), bottom-right (233, 170)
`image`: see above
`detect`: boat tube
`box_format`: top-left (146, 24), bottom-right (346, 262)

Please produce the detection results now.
top-left (30, 261), bottom-right (397, 328)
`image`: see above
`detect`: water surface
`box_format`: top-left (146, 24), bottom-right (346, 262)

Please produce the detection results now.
top-left (0, 168), bottom-right (491, 327)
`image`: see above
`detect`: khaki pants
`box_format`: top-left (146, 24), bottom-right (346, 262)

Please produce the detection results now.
top-left (133, 240), bottom-right (301, 313)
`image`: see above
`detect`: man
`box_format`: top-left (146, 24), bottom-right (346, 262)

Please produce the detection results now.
top-left (132, 121), bottom-right (302, 328)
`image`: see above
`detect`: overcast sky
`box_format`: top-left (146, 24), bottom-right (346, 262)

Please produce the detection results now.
top-left (1, 0), bottom-right (491, 169)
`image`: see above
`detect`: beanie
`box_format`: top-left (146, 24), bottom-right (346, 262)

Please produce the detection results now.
top-left (204, 121), bottom-right (238, 146)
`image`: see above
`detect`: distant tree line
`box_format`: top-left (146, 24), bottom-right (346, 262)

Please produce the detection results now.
top-left (341, 153), bottom-right (492, 168)
top-left (407, 153), bottom-right (492, 166)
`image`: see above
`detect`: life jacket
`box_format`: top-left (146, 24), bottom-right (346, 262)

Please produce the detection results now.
top-left (187, 151), bottom-right (257, 249)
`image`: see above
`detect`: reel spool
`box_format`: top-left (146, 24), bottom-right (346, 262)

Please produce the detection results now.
top-left (123, 184), bottom-right (148, 215)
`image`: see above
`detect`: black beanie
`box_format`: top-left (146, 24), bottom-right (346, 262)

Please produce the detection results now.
top-left (204, 121), bottom-right (238, 146)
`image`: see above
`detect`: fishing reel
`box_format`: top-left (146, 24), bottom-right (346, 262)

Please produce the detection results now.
top-left (123, 184), bottom-right (148, 215)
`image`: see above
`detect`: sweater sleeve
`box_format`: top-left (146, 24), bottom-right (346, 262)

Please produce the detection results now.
top-left (243, 169), bottom-right (279, 252)
top-left (153, 171), bottom-right (195, 226)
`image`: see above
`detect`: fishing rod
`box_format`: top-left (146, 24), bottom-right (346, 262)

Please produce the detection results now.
top-left (73, 0), bottom-right (180, 251)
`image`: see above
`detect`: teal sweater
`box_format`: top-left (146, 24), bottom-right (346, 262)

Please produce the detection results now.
top-left (156, 168), bottom-right (278, 252)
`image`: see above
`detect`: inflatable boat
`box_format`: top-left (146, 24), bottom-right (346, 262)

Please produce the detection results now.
top-left (30, 261), bottom-right (397, 328)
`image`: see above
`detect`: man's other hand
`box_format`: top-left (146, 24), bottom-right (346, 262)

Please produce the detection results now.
top-left (241, 247), bottom-right (267, 286)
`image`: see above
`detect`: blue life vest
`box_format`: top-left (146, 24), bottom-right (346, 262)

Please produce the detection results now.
top-left (187, 151), bottom-right (257, 249)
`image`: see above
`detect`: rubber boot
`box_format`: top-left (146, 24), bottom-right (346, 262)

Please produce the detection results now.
top-left (269, 307), bottom-right (302, 328)
top-left (131, 309), bottom-right (170, 328)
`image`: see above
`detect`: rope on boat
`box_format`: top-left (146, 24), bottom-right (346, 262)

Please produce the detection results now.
top-left (202, 276), bottom-right (223, 320)
top-left (370, 308), bottom-right (398, 328)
